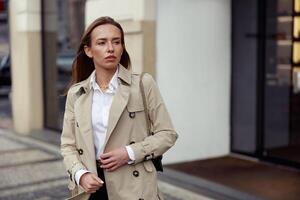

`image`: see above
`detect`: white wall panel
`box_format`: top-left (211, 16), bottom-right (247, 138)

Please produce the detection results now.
top-left (156, 0), bottom-right (231, 163)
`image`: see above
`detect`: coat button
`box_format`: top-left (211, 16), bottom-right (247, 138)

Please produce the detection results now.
top-left (77, 149), bottom-right (83, 155)
top-left (133, 170), bottom-right (139, 177)
top-left (129, 112), bottom-right (135, 118)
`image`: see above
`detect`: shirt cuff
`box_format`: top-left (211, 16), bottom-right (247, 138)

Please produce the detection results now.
top-left (75, 169), bottom-right (90, 185)
top-left (126, 145), bottom-right (135, 164)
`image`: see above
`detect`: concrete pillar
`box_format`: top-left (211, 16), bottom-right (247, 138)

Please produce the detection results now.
top-left (42, 0), bottom-right (59, 129)
top-left (9, 0), bottom-right (43, 134)
top-left (85, 0), bottom-right (156, 76)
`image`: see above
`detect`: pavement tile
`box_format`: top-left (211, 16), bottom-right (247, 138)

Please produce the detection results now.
top-left (0, 184), bottom-right (69, 200)
top-left (0, 149), bottom-right (57, 168)
top-left (0, 179), bottom-right (68, 199)
top-left (0, 136), bottom-right (27, 151)
top-left (0, 161), bottom-right (67, 189)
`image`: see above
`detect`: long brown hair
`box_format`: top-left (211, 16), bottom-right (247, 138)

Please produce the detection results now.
top-left (65, 16), bottom-right (131, 93)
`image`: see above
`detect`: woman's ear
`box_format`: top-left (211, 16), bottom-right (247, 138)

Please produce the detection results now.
top-left (84, 45), bottom-right (92, 58)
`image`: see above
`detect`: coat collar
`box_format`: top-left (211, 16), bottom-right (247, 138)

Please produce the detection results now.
top-left (74, 64), bottom-right (132, 95)
top-left (117, 64), bottom-right (132, 85)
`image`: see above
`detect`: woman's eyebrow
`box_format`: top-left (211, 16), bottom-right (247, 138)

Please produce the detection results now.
top-left (112, 37), bottom-right (121, 41)
top-left (95, 37), bottom-right (121, 41)
top-left (95, 38), bottom-right (106, 41)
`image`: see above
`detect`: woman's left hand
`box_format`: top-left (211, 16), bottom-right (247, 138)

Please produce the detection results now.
top-left (99, 147), bottom-right (129, 172)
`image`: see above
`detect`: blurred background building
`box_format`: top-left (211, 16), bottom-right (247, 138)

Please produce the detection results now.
top-left (1, 0), bottom-right (300, 199)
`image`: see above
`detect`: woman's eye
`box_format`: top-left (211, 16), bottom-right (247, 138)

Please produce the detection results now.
top-left (113, 41), bottom-right (121, 45)
top-left (97, 41), bottom-right (105, 45)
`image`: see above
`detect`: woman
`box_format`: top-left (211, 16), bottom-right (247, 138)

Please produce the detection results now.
top-left (61, 16), bottom-right (178, 200)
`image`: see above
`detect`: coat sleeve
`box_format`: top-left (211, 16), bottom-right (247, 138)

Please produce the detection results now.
top-left (60, 89), bottom-right (86, 185)
top-left (130, 73), bottom-right (178, 164)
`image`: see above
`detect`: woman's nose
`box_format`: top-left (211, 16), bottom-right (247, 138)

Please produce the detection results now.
top-left (107, 42), bottom-right (114, 52)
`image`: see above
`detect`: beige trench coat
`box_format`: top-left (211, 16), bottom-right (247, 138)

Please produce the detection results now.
top-left (61, 65), bottom-right (178, 200)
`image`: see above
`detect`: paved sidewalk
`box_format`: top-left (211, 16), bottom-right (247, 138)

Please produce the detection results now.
top-left (0, 130), bottom-right (68, 200)
top-left (0, 129), bottom-right (212, 200)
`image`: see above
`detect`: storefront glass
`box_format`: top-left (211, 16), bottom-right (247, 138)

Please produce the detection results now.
top-left (264, 0), bottom-right (300, 165)
top-left (232, 0), bottom-right (300, 167)
top-left (42, 0), bottom-right (86, 130)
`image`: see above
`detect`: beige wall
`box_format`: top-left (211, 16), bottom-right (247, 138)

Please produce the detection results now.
top-left (85, 0), bottom-right (156, 75)
top-left (120, 20), bottom-right (156, 75)
top-left (9, 0), bottom-right (43, 134)
top-left (85, 0), bottom-right (156, 22)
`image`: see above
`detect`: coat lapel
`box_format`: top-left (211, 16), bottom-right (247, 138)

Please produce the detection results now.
top-left (104, 65), bottom-right (132, 147)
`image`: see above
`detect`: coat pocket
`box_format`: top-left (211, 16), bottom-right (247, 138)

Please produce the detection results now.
top-left (126, 104), bottom-right (145, 131)
top-left (126, 104), bottom-right (144, 113)
top-left (127, 89), bottom-right (144, 112)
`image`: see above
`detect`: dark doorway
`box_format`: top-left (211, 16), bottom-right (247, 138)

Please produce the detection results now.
top-left (263, 0), bottom-right (300, 165)
top-left (231, 0), bottom-right (300, 168)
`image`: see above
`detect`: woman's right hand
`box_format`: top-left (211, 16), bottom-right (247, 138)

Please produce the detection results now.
top-left (79, 172), bottom-right (104, 193)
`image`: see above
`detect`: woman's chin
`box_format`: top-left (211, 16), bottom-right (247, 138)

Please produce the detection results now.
top-left (96, 63), bottom-right (118, 71)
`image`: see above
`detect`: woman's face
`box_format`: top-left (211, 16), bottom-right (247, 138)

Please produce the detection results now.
top-left (84, 24), bottom-right (124, 70)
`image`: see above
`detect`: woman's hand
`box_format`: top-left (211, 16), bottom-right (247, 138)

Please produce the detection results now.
top-left (100, 147), bottom-right (129, 172)
top-left (79, 172), bottom-right (103, 193)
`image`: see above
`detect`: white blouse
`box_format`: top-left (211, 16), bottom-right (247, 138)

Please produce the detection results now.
top-left (91, 69), bottom-right (118, 159)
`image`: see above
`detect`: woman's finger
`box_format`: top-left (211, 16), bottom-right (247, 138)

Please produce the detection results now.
top-left (102, 161), bottom-right (116, 169)
top-left (91, 173), bottom-right (104, 184)
top-left (100, 156), bottom-right (115, 165)
top-left (87, 189), bottom-right (97, 194)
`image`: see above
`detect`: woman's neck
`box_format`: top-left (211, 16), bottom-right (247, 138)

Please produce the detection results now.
top-left (95, 66), bottom-right (117, 88)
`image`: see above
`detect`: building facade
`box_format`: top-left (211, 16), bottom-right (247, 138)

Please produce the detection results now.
top-left (7, 0), bottom-right (300, 168)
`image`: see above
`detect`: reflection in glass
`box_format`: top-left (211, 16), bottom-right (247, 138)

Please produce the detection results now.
top-left (264, 0), bottom-right (300, 164)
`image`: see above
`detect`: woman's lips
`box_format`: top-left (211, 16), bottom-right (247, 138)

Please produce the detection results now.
top-left (105, 55), bottom-right (116, 60)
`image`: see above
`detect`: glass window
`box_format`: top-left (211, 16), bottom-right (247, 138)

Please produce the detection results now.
top-left (42, 0), bottom-right (86, 130)
top-left (264, 0), bottom-right (300, 165)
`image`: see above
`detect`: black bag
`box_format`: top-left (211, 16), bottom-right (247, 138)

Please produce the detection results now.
top-left (152, 155), bottom-right (163, 172)
top-left (140, 73), bottom-right (163, 172)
